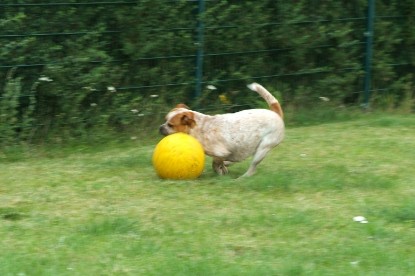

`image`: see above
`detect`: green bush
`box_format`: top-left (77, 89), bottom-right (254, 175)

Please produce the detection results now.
top-left (0, 0), bottom-right (414, 144)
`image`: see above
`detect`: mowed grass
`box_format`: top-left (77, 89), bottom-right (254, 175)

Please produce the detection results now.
top-left (1, 114), bottom-right (414, 275)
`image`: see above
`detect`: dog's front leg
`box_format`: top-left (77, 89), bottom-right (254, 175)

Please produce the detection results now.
top-left (212, 158), bottom-right (229, 175)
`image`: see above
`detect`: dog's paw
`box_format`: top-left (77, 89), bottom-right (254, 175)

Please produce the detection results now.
top-left (212, 161), bottom-right (229, 175)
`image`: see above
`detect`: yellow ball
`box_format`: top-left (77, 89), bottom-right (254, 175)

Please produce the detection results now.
top-left (152, 133), bottom-right (205, 179)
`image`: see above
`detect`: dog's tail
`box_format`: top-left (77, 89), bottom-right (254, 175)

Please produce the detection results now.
top-left (247, 82), bottom-right (284, 119)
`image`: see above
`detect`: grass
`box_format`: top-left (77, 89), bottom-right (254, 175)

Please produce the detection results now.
top-left (1, 113), bottom-right (415, 275)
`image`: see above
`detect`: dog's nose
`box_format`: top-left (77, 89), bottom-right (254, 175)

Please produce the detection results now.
top-left (159, 125), bottom-right (167, 136)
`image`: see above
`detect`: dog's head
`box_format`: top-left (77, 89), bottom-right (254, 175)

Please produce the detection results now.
top-left (159, 104), bottom-right (196, 136)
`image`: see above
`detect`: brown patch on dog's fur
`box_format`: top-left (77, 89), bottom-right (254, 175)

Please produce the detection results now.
top-left (175, 103), bottom-right (190, 109)
top-left (168, 112), bottom-right (196, 133)
top-left (270, 102), bottom-right (284, 119)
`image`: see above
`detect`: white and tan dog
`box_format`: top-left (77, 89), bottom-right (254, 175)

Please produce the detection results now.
top-left (159, 83), bottom-right (284, 177)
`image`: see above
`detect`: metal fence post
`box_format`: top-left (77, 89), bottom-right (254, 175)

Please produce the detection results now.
top-left (195, 0), bottom-right (205, 98)
top-left (363, 0), bottom-right (375, 108)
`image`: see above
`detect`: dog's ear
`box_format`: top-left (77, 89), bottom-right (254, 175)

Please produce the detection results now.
top-left (181, 112), bottom-right (196, 128)
top-left (175, 103), bottom-right (190, 109)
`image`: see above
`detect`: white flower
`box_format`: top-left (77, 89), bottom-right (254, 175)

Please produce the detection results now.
top-left (353, 216), bottom-right (365, 221)
top-left (319, 96), bottom-right (330, 102)
top-left (131, 109), bottom-right (138, 113)
top-left (39, 76), bottom-right (53, 82)
top-left (107, 86), bottom-right (116, 93)
top-left (207, 85), bottom-right (217, 90)
top-left (150, 94), bottom-right (159, 98)
top-left (83, 86), bottom-right (97, 91)
top-left (90, 103), bottom-right (97, 107)
top-left (353, 216), bottom-right (368, 223)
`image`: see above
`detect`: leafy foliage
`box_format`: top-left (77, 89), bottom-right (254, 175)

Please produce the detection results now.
top-left (0, 0), bottom-right (414, 144)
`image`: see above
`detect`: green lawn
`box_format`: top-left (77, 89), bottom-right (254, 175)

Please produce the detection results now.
top-left (1, 114), bottom-right (415, 275)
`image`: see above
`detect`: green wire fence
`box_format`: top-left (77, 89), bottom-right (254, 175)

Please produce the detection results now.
top-left (0, 0), bottom-right (413, 142)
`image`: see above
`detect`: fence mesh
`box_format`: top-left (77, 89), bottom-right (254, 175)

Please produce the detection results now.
top-left (0, 1), bottom-right (414, 142)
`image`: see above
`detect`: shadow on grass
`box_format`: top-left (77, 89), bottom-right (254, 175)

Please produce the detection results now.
top-left (223, 165), bottom-right (396, 193)
top-left (369, 200), bottom-right (415, 225)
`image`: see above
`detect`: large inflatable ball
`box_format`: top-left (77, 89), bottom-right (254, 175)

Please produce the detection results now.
top-left (152, 133), bottom-right (205, 179)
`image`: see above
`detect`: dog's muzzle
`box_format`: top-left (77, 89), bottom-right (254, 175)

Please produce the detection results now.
top-left (159, 124), bottom-right (169, 136)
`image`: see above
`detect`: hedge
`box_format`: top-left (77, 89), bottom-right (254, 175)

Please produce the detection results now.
top-left (0, 0), bottom-right (414, 143)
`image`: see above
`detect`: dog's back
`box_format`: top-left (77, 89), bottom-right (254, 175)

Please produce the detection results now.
top-left (208, 108), bottom-right (283, 162)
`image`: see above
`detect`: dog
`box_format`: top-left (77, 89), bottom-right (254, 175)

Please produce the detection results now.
top-left (159, 83), bottom-right (284, 177)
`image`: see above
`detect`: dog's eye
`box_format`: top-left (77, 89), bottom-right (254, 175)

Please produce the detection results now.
top-left (167, 123), bottom-right (173, 128)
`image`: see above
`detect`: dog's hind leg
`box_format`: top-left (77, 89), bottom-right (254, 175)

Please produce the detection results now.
top-left (240, 149), bottom-right (270, 177)
top-left (240, 137), bottom-right (279, 177)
